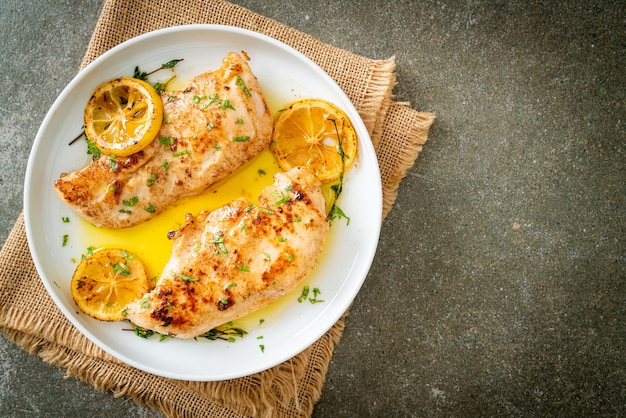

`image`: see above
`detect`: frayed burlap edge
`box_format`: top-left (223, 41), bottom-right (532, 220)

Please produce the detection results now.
top-left (368, 60), bottom-right (397, 150)
top-left (1, 311), bottom-right (345, 418)
top-left (0, 327), bottom-right (243, 417)
top-left (377, 104), bottom-right (435, 218)
top-left (0, 214), bottom-right (115, 363)
top-left (1, 304), bottom-right (115, 362)
top-left (182, 319), bottom-right (346, 417)
top-left (355, 56), bottom-right (396, 140)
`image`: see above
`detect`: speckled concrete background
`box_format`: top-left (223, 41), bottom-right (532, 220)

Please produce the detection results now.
top-left (1, 1), bottom-right (624, 416)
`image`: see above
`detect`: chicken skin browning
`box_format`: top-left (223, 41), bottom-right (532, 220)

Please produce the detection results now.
top-left (124, 167), bottom-right (329, 339)
top-left (54, 52), bottom-right (272, 229)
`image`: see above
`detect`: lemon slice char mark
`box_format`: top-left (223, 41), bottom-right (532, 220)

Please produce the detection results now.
top-left (270, 99), bottom-right (358, 183)
top-left (71, 248), bottom-right (152, 321)
top-left (84, 77), bottom-right (164, 157)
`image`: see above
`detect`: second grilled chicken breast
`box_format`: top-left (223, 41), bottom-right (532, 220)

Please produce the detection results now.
top-left (124, 167), bottom-right (329, 339)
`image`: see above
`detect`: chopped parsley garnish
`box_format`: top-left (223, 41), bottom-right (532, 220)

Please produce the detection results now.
top-left (192, 94), bottom-right (206, 103)
top-left (113, 261), bottom-right (131, 276)
top-left (139, 297), bottom-right (154, 311)
top-left (220, 99), bottom-right (235, 110)
top-left (173, 149), bottom-right (190, 157)
top-left (298, 286), bottom-right (310, 303)
top-left (120, 250), bottom-right (135, 262)
top-left (123, 196), bottom-right (139, 207)
top-left (309, 287), bottom-right (324, 304)
top-left (210, 232), bottom-right (228, 256)
top-left (199, 94), bottom-right (221, 109)
top-left (236, 75), bottom-right (251, 97)
top-left (274, 195), bottom-right (290, 206)
top-left (158, 135), bottom-right (176, 146)
top-left (176, 272), bottom-right (199, 282)
top-left (109, 154), bottom-right (117, 170)
top-left (297, 286), bottom-right (324, 304)
top-left (329, 204), bottom-right (350, 225)
top-left (85, 137), bottom-right (101, 159)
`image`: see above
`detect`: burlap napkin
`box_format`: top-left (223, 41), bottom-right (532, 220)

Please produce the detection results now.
top-left (0, 0), bottom-right (434, 416)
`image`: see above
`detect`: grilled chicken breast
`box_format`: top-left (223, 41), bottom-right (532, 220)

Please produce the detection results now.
top-left (124, 167), bottom-right (329, 339)
top-left (54, 52), bottom-right (272, 229)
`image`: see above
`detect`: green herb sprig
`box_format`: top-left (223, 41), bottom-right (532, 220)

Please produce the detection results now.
top-left (327, 118), bottom-right (351, 225)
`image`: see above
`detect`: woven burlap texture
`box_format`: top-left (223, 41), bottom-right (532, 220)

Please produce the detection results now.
top-left (0, 0), bottom-right (434, 416)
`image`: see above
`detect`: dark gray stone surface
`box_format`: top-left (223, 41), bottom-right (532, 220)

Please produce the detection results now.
top-left (1, 0), bottom-right (623, 416)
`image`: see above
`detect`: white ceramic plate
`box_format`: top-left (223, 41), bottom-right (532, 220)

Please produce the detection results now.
top-left (24, 25), bottom-right (381, 381)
